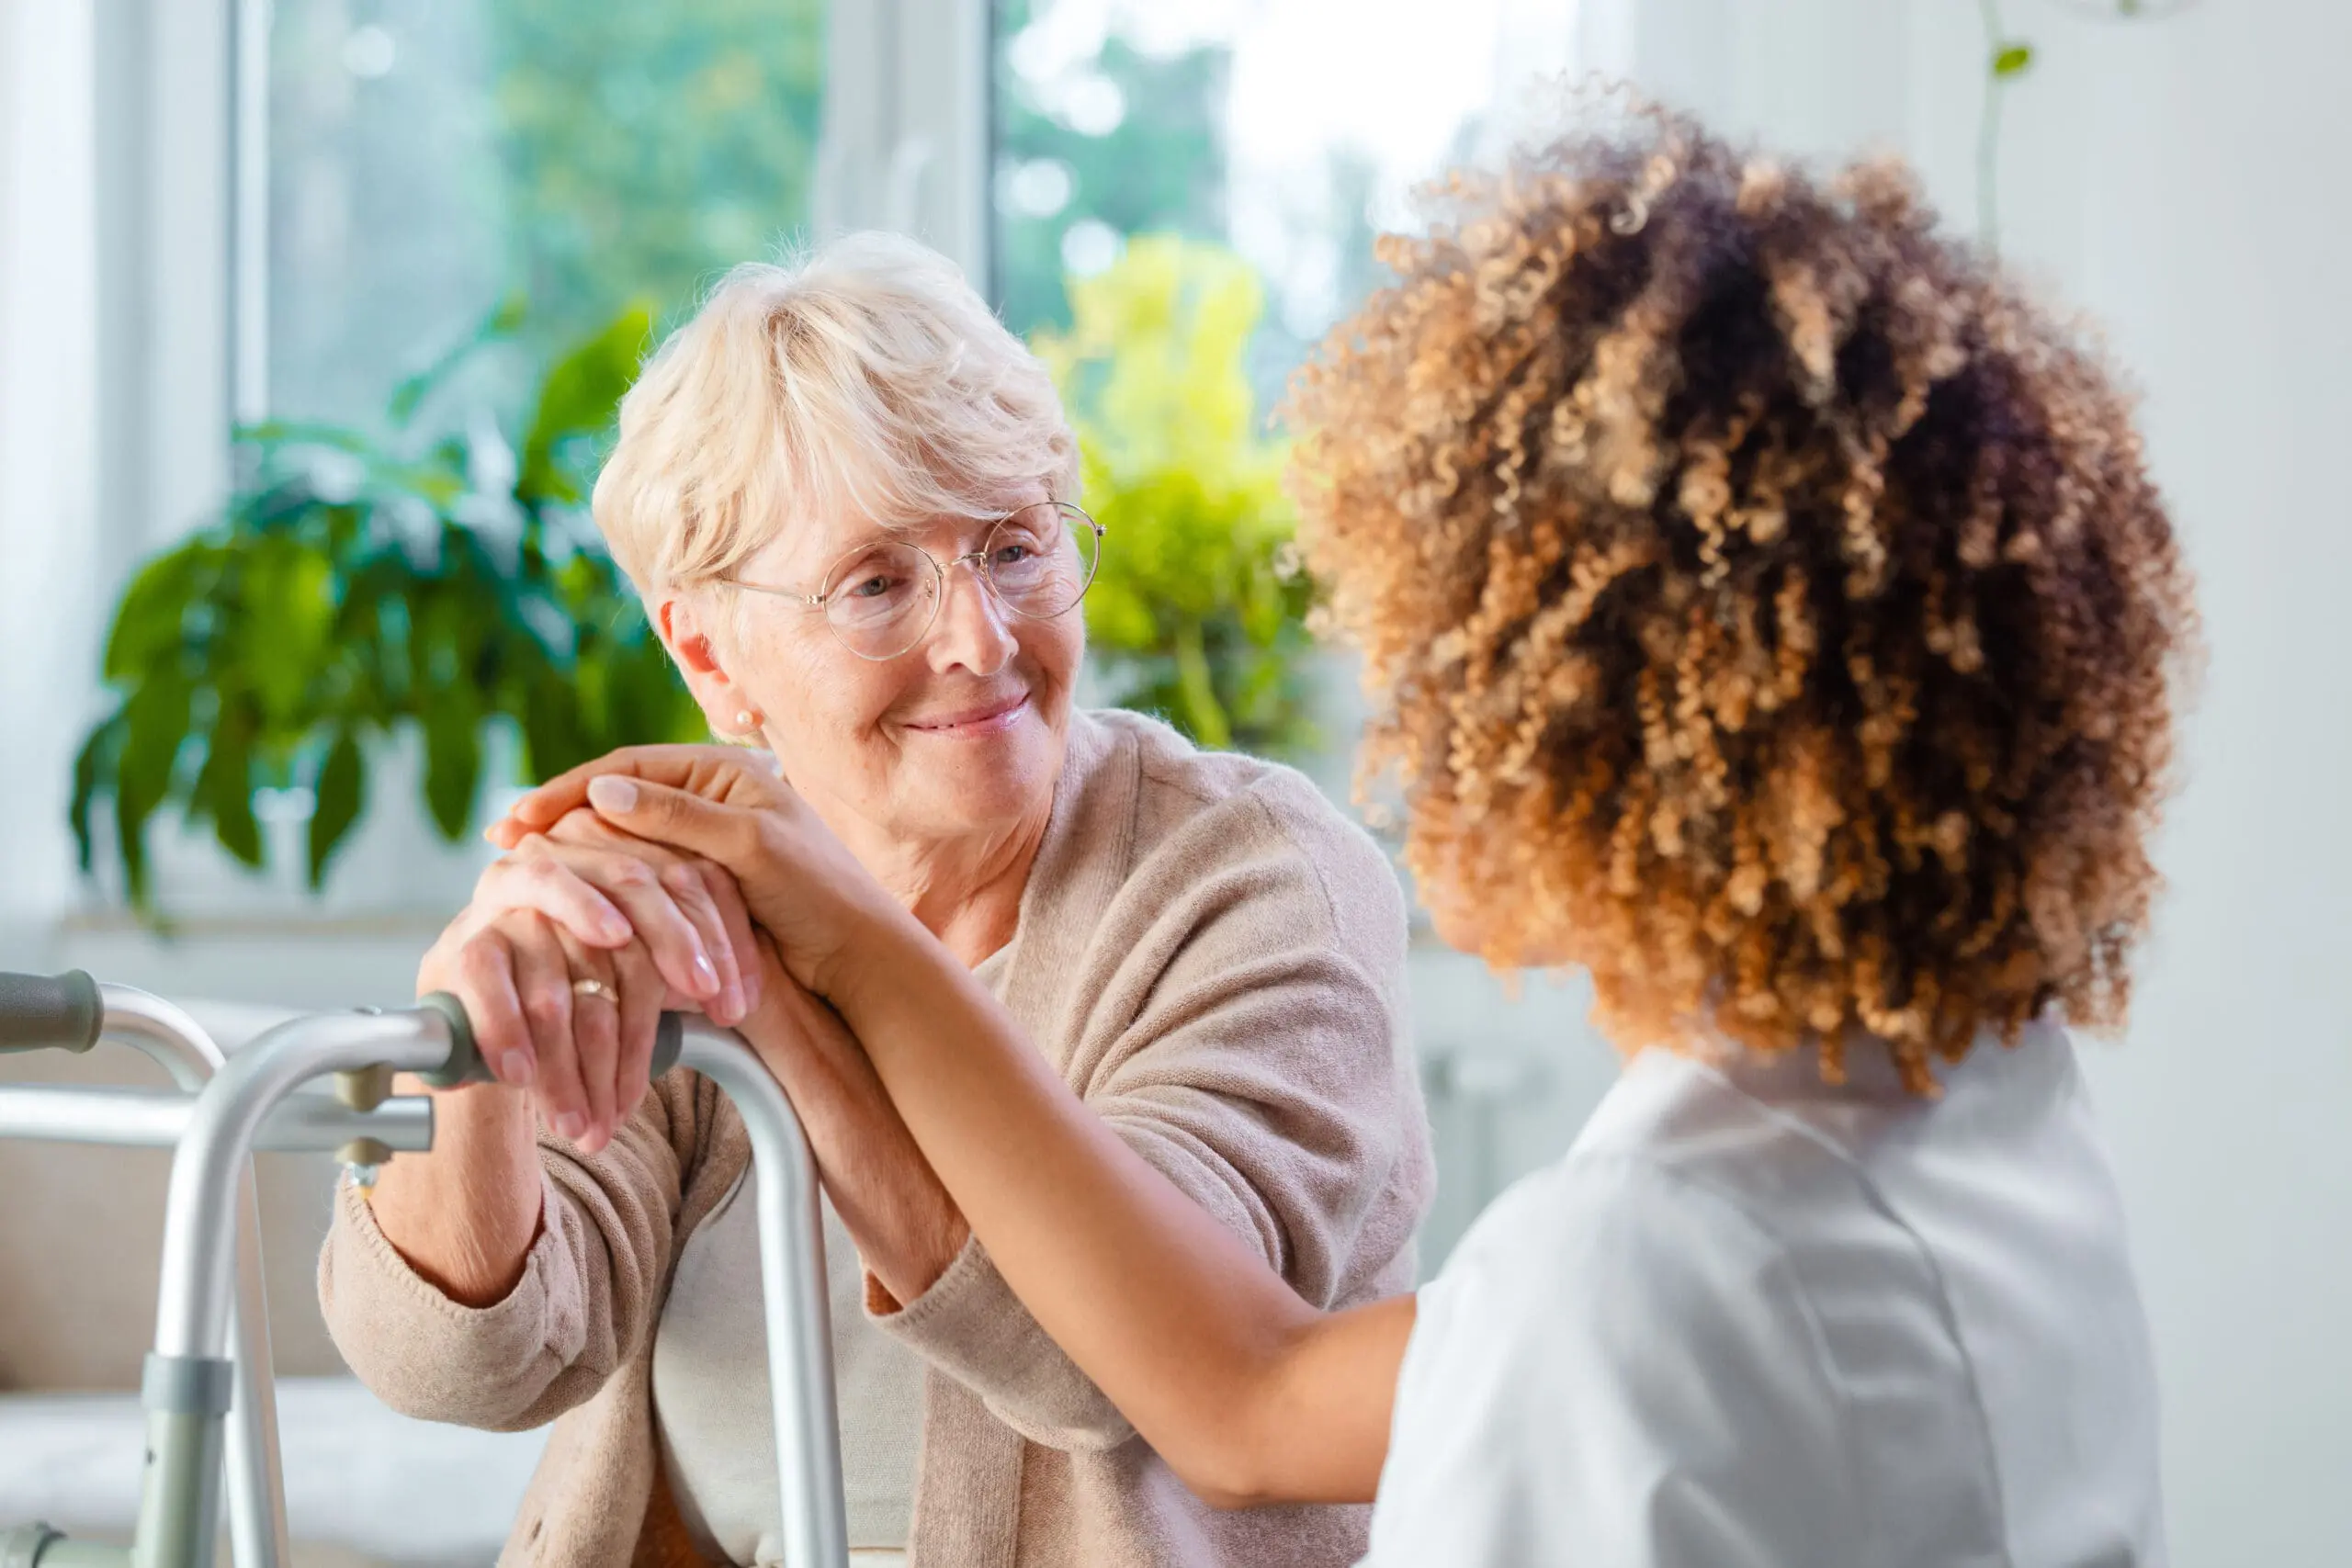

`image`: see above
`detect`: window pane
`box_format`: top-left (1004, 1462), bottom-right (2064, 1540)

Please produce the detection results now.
top-left (992, 0), bottom-right (1581, 383)
top-left (269, 0), bottom-right (828, 427)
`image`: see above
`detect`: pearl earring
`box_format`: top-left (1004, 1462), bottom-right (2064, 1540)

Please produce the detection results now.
top-left (735, 710), bottom-right (756, 730)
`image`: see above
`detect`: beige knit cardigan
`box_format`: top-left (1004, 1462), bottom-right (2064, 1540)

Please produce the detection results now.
top-left (318, 708), bottom-right (1434, 1568)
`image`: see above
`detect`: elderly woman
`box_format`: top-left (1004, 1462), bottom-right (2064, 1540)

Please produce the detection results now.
top-left (318, 233), bottom-right (1432, 1568)
top-left (503, 111), bottom-right (2189, 1564)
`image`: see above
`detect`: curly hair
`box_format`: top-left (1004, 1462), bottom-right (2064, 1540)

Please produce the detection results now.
top-left (1283, 105), bottom-right (2199, 1089)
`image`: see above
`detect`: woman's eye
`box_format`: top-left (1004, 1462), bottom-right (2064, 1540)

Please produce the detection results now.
top-left (847, 573), bottom-right (899, 599)
top-left (993, 542), bottom-right (1035, 567)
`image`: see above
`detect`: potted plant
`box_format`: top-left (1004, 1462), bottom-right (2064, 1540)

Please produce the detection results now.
top-left (1031, 236), bottom-right (1320, 759)
top-left (70, 300), bottom-right (705, 913)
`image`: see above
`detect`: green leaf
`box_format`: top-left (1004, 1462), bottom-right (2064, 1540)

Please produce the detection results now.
top-left (238, 536), bottom-right (335, 727)
top-left (1993, 42), bottom-right (2034, 77)
top-left (233, 419), bottom-right (373, 454)
top-left (420, 687), bottom-right (483, 840)
top-left (103, 544), bottom-right (210, 682)
top-left (192, 703), bottom-right (264, 868)
top-left (522, 671), bottom-right (594, 781)
top-left (69, 715), bottom-right (126, 874)
top-left (516, 303), bottom-right (654, 505)
top-left (307, 729), bottom-right (366, 891)
top-left (115, 675), bottom-right (193, 908)
top-left (1170, 622), bottom-right (1234, 750)
top-left (387, 290), bottom-right (529, 426)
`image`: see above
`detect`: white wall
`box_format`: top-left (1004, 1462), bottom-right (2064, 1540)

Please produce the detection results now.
top-left (0, 0), bottom-right (102, 953)
top-left (1572, 1), bottom-right (2352, 1560)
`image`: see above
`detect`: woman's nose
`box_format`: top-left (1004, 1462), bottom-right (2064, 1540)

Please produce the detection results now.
top-left (924, 558), bottom-right (1017, 677)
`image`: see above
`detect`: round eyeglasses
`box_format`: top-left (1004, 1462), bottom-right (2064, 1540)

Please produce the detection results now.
top-left (724, 502), bottom-right (1105, 662)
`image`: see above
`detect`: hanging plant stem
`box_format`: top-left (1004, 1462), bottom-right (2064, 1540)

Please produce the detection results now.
top-left (1977, 0), bottom-right (2036, 252)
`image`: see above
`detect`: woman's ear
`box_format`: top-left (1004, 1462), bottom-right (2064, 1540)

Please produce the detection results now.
top-left (658, 595), bottom-right (764, 741)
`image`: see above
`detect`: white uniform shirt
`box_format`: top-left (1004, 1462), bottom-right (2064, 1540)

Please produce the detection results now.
top-left (1366, 1019), bottom-right (2165, 1567)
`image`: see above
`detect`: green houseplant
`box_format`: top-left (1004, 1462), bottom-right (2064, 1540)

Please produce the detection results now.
top-left (1032, 236), bottom-right (1319, 758)
top-left (71, 300), bottom-right (705, 910)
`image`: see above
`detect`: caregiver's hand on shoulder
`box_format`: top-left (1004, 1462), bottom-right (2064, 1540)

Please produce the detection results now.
top-left (488, 744), bottom-right (914, 998)
top-left (460, 807), bottom-right (761, 1028)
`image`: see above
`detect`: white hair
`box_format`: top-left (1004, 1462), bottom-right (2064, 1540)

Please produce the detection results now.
top-left (592, 231), bottom-right (1081, 594)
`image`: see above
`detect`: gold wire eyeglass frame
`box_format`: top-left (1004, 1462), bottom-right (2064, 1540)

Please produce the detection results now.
top-left (717, 501), bottom-right (1106, 662)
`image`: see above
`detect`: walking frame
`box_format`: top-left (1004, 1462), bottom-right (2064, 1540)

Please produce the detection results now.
top-left (0, 970), bottom-right (849, 1568)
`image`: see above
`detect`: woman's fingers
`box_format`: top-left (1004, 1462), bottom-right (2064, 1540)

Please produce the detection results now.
top-left (658, 861), bottom-right (745, 1025)
top-left (582, 774), bottom-right (764, 866)
top-left (443, 926), bottom-right (537, 1089)
top-left (611, 938), bottom-right (665, 1129)
top-left (473, 854), bottom-right (631, 951)
top-left (500, 744), bottom-right (775, 837)
top-left (555, 927), bottom-right (622, 1153)
top-left (508, 918), bottom-right (587, 1145)
top-left (695, 862), bottom-right (763, 1021)
top-left (478, 843), bottom-right (723, 1010)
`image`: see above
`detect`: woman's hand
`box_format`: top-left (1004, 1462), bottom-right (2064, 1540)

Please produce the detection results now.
top-left (459, 809), bottom-right (762, 1029)
top-left (371, 904), bottom-right (669, 1307)
top-left (493, 748), bottom-right (968, 1300)
top-left (417, 901), bottom-right (664, 1155)
top-left (490, 745), bottom-right (913, 1000)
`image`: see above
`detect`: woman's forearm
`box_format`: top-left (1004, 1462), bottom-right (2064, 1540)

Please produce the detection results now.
top-left (361, 1078), bottom-right (543, 1308)
top-left (831, 912), bottom-right (1409, 1506)
top-left (736, 969), bottom-right (969, 1307)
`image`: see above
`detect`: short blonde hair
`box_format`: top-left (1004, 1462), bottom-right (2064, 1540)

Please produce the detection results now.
top-left (593, 231), bottom-right (1080, 593)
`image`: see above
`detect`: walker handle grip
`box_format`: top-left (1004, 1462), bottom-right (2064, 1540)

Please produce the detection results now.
top-left (413, 992), bottom-right (684, 1087)
top-left (0, 970), bottom-right (104, 1054)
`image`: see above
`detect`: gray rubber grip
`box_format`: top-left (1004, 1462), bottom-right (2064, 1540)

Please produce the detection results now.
top-left (0, 970), bottom-right (103, 1054)
top-left (414, 991), bottom-right (684, 1086)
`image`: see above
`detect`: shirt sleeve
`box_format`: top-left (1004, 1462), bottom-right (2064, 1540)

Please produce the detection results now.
top-left (1362, 1154), bottom-right (1863, 1568)
top-left (872, 781), bottom-right (1431, 1452)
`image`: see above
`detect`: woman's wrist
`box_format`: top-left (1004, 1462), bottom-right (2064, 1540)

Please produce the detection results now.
top-left (363, 1077), bottom-right (542, 1307)
top-left (819, 889), bottom-right (938, 1012)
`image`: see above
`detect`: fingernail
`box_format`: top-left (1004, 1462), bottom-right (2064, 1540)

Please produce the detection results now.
top-left (693, 953), bottom-right (720, 995)
top-left (555, 1111), bottom-right (586, 1140)
top-left (721, 983), bottom-right (746, 1025)
top-left (587, 776), bottom-right (638, 813)
top-left (499, 1050), bottom-right (535, 1087)
top-left (600, 916), bottom-right (632, 944)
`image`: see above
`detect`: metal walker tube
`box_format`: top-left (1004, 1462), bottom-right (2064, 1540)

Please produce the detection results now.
top-left (0, 978), bottom-right (848, 1568)
top-left (672, 1020), bottom-right (849, 1568)
top-left (0, 977), bottom-right (293, 1568)
top-left (135, 1001), bottom-right (850, 1568)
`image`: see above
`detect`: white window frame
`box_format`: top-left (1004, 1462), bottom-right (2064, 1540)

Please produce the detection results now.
top-left (817, 0), bottom-right (992, 290)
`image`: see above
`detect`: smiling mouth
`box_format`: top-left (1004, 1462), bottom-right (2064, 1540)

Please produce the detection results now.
top-left (902, 693), bottom-right (1031, 737)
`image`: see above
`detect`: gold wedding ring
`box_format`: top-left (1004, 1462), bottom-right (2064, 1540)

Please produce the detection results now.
top-left (571, 977), bottom-right (619, 1004)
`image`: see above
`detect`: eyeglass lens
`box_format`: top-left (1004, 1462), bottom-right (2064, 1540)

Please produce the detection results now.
top-left (821, 502), bottom-right (1101, 660)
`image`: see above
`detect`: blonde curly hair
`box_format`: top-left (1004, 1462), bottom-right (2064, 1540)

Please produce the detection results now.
top-left (1283, 105), bottom-right (2199, 1089)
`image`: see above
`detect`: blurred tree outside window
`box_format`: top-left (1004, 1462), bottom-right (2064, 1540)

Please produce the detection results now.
top-left (991, 0), bottom-right (1580, 762)
top-left (269, 0), bottom-right (826, 429)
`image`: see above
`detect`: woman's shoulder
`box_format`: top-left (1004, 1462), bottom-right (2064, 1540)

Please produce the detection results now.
top-left (1070, 706), bottom-right (1404, 943)
top-left (1074, 705), bottom-right (1379, 863)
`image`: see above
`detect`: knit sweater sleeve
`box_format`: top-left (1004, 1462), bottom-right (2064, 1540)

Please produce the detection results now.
top-left (316, 1068), bottom-right (703, 1434)
top-left (875, 760), bottom-right (1432, 1452)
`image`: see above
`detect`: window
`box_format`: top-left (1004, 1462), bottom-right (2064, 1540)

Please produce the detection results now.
top-left (267, 0), bottom-right (829, 427)
top-left (992, 0), bottom-right (1585, 389)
